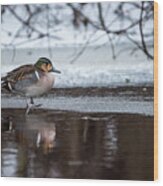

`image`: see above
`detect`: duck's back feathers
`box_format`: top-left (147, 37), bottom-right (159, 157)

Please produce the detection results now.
top-left (1, 64), bottom-right (41, 94)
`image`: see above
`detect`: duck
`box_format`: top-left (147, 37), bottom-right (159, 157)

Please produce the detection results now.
top-left (1, 57), bottom-right (61, 114)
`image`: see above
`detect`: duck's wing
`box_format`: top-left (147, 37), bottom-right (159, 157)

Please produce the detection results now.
top-left (1, 64), bottom-right (39, 92)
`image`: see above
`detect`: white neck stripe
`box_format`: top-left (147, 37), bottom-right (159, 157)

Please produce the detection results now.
top-left (35, 70), bottom-right (40, 80)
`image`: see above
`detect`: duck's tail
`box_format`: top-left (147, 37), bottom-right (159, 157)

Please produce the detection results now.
top-left (1, 76), bottom-right (12, 92)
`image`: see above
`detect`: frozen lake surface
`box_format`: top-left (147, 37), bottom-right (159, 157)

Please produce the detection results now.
top-left (1, 86), bottom-right (154, 116)
top-left (1, 95), bottom-right (153, 116)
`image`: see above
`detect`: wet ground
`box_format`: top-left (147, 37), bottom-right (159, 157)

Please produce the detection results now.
top-left (1, 87), bottom-right (154, 180)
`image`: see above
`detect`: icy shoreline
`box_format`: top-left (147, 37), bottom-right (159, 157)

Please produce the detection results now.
top-left (1, 86), bottom-right (154, 116)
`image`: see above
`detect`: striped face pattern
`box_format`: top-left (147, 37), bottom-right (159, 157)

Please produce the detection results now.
top-left (40, 62), bottom-right (53, 72)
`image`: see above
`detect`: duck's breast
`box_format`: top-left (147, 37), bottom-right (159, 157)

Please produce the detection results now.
top-left (25, 73), bottom-right (55, 97)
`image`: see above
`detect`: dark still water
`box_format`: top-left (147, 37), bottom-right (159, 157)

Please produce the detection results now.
top-left (1, 109), bottom-right (154, 180)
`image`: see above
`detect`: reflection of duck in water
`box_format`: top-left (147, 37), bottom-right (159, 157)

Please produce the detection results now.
top-left (25, 113), bottom-right (57, 154)
top-left (4, 113), bottom-right (57, 154)
top-left (2, 112), bottom-right (59, 177)
top-left (36, 125), bottom-right (56, 154)
top-left (1, 57), bottom-right (61, 114)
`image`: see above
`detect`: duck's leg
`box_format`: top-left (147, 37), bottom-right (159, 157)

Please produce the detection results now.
top-left (25, 97), bottom-right (34, 115)
top-left (30, 97), bottom-right (34, 104)
top-left (25, 97), bottom-right (42, 115)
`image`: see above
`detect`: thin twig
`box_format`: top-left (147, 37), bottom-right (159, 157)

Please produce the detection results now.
top-left (69, 31), bottom-right (97, 64)
top-left (139, 2), bottom-right (153, 59)
top-left (97, 3), bottom-right (116, 59)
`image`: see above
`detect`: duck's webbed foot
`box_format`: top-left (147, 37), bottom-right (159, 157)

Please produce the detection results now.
top-left (25, 97), bottom-right (42, 115)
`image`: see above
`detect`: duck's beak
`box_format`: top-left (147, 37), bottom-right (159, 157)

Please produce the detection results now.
top-left (51, 67), bottom-right (61, 74)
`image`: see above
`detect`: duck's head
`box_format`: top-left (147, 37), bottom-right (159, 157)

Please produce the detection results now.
top-left (35, 57), bottom-right (61, 73)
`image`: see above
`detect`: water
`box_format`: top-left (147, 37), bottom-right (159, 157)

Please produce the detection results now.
top-left (1, 109), bottom-right (154, 180)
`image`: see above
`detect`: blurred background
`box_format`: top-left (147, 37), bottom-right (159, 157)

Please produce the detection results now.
top-left (1, 2), bottom-right (154, 88)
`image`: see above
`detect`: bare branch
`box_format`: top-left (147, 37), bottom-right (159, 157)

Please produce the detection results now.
top-left (69, 31), bottom-right (97, 64)
top-left (7, 6), bottom-right (61, 41)
top-left (138, 2), bottom-right (153, 59)
top-left (1, 2), bottom-right (154, 61)
top-left (97, 3), bottom-right (116, 59)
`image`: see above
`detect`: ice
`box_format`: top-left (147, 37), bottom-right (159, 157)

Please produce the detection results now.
top-left (1, 95), bottom-right (153, 116)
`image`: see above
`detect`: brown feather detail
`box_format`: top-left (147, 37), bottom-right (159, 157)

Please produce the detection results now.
top-left (7, 64), bottom-right (36, 82)
top-left (1, 64), bottom-right (37, 92)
